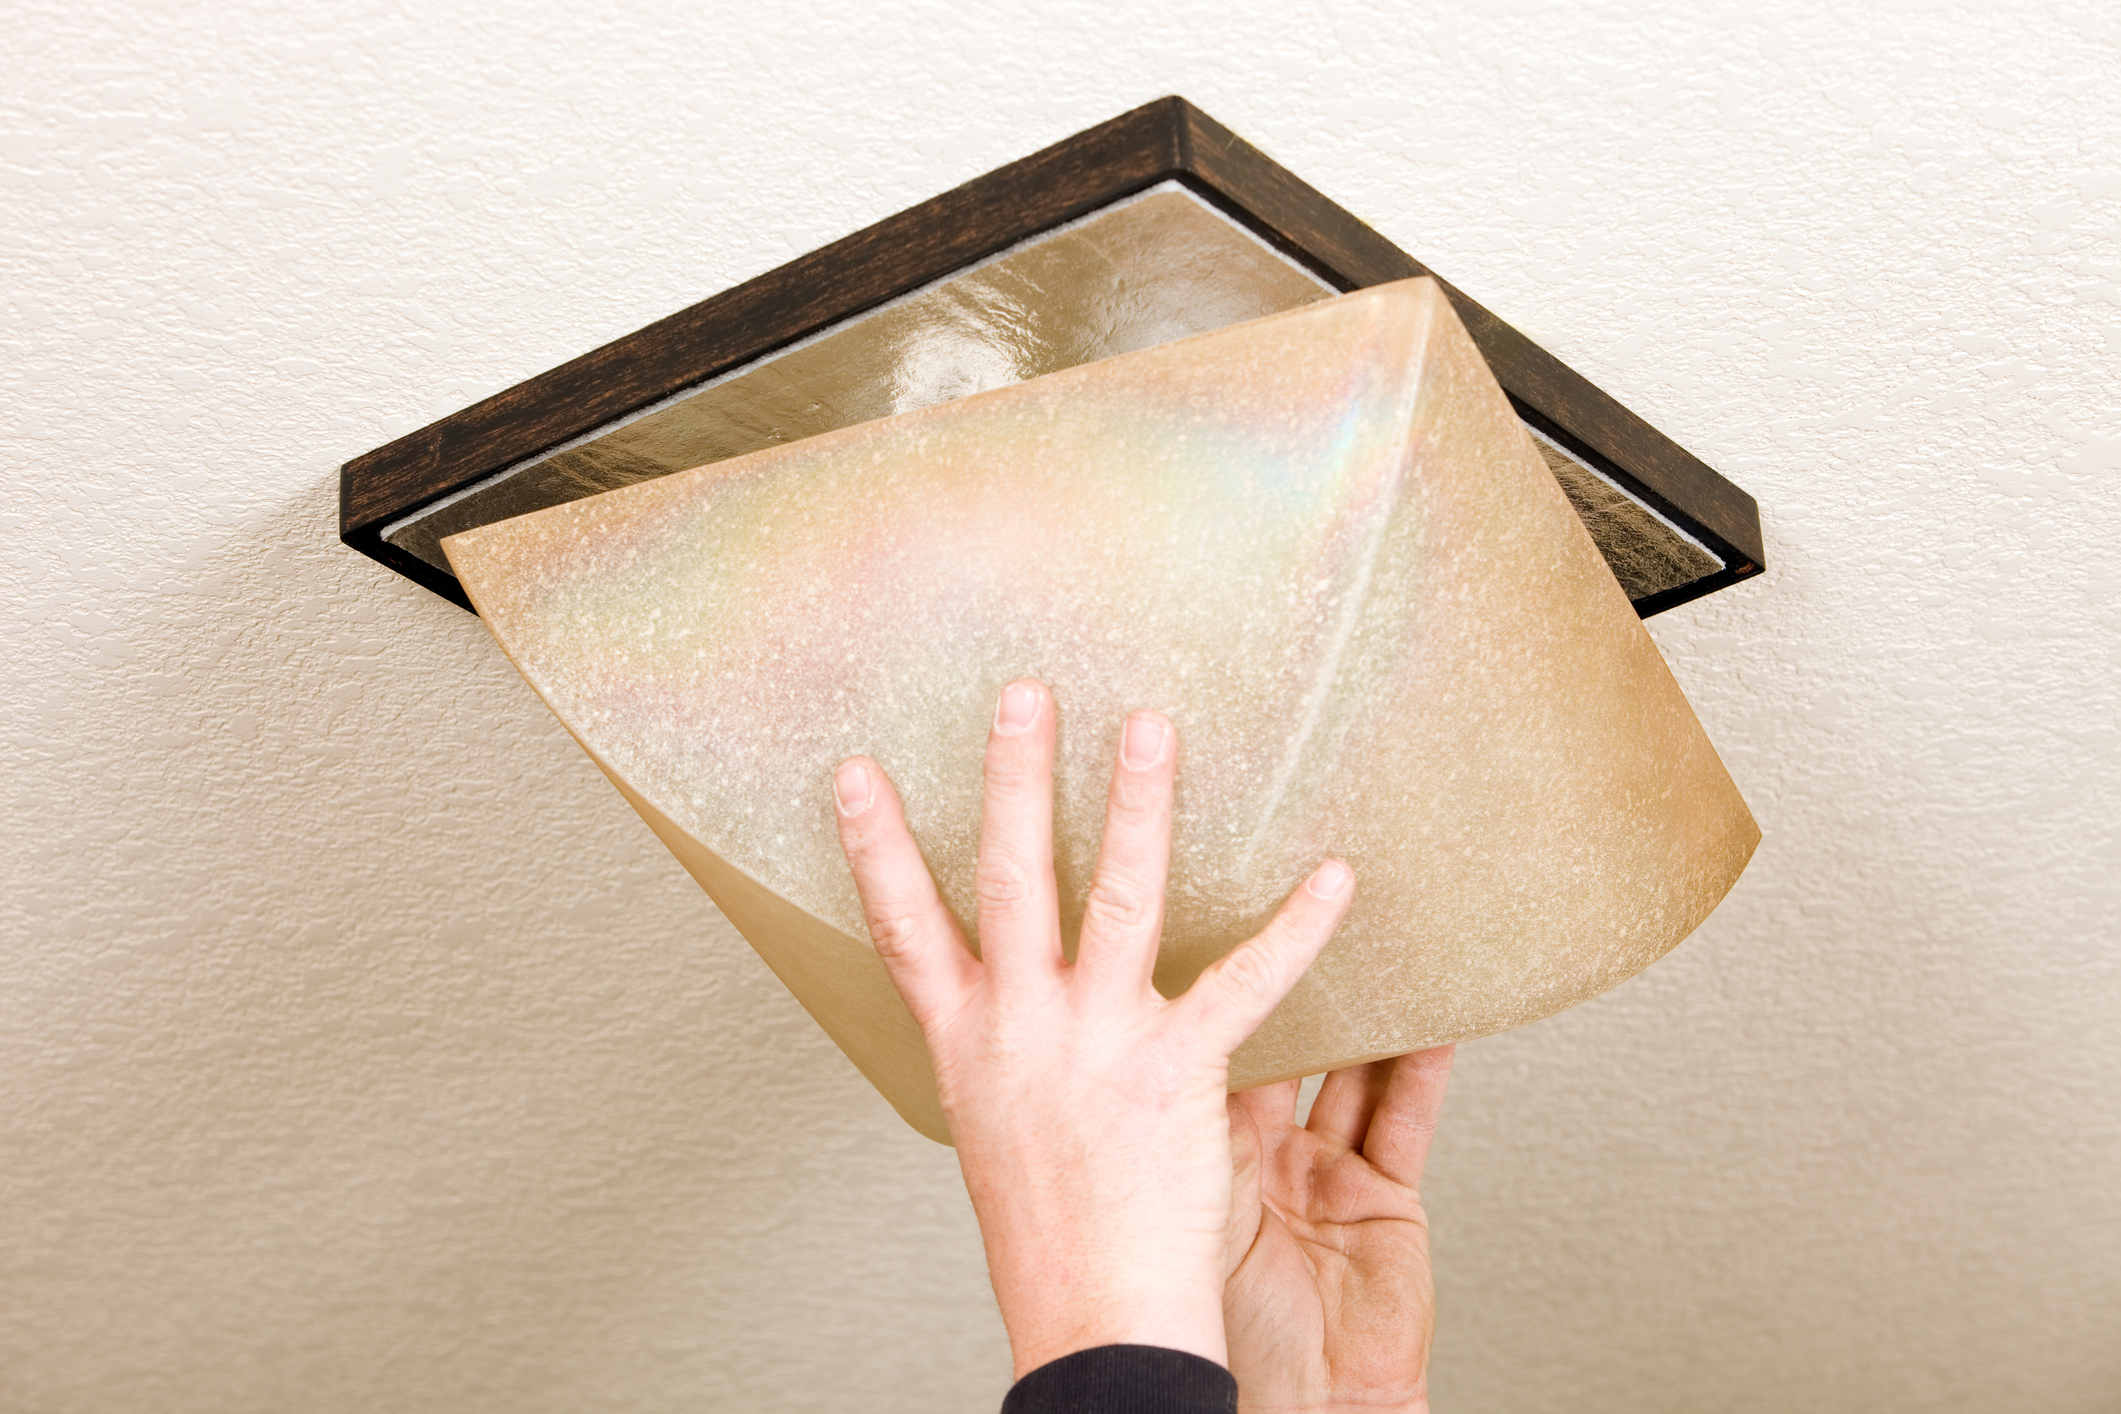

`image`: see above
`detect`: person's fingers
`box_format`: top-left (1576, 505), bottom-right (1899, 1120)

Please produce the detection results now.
top-left (1174, 859), bottom-right (1353, 1054)
top-left (1305, 1060), bottom-right (1392, 1153)
top-left (973, 678), bottom-right (1063, 981)
top-left (834, 756), bottom-right (978, 1029)
top-left (1360, 1044), bottom-right (1456, 1188)
top-left (1075, 710), bottom-right (1175, 994)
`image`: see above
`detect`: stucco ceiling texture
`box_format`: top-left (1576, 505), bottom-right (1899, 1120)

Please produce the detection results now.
top-left (2, 2), bottom-right (2114, 1411)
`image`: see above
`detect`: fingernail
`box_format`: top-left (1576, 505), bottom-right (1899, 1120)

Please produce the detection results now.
top-left (834, 760), bottom-right (873, 816)
top-left (993, 681), bottom-right (1041, 735)
top-left (1306, 859), bottom-right (1352, 900)
top-left (1120, 714), bottom-right (1168, 772)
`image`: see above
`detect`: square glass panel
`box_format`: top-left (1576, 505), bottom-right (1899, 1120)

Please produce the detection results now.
top-left (386, 183), bottom-right (1720, 604)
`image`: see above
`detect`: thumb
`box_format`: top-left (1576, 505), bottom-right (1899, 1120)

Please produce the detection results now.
top-left (1177, 860), bottom-right (1352, 1056)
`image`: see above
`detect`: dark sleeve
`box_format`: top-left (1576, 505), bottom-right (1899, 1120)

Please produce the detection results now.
top-left (1000, 1344), bottom-right (1238, 1414)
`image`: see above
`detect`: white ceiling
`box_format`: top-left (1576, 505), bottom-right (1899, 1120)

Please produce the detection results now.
top-left (3, 2), bottom-right (2116, 1410)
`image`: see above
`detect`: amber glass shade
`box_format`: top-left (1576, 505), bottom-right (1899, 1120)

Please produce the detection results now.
top-left (443, 279), bottom-right (1758, 1143)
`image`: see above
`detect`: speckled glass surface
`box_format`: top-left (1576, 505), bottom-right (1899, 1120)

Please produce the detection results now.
top-left (390, 185), bottom-right (1721, 604)
top-left (1528, 427), bottom-right (1720, 598)
top-left (387, 184), bottom-right (1335, 573)
top-left (444, 279), bottom-right (1758, 1143)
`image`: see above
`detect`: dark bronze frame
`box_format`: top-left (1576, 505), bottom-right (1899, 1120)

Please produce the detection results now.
top-left (340, 96), bottom-right (1763, 617)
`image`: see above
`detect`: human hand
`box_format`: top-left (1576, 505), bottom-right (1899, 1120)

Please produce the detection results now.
top-left (1222, 1048), bottom-right (1456, 1414)
top-left (832, 679), bottom-right (1355, 1379)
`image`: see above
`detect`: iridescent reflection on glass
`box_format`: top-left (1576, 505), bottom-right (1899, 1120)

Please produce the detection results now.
top-left (388, 184), bottom-right (1722, 604)
top-left (442, 281), bottom-right (1759, 1143)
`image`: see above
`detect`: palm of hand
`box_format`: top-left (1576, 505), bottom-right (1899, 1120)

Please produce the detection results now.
top-left (1223, 1049), bottom-right (1455, 1414)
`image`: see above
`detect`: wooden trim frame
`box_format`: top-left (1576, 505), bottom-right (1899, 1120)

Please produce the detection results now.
top-left (341, 97), bottom-right (1763, 616)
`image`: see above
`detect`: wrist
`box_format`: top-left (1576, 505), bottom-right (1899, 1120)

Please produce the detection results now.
top-left (1004, 1311), bottom-right (1227, 1382)
top-left (990, 1247), bottom-right (1227, 1379)
top-left (957, 1133), bottom-right (1235, 1379)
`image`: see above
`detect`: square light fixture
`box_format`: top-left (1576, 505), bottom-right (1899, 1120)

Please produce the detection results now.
top-left (340, 97), bottom-right (1762, 619)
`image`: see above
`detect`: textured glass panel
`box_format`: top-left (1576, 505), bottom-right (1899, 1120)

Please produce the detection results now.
top-left (390, 185), bottom-right (1729, 603)
top-left (386, 184), bottom-right (1335, 573)
top-left (1526, 427), bottom-right (1721, 599)
top-left (442, 280), bottom-right (1759, 1144)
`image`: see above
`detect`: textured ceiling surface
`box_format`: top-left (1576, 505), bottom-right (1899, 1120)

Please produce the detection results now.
top-left (2, 3), bottom-right (2116, 1412)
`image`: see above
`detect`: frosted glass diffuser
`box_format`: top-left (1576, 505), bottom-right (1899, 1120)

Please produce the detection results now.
top-left (443, 279), bottom-right (1759, 1144)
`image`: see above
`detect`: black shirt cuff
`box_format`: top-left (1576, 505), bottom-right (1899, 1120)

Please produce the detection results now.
top-left (1001, 1344), bottom-right (1237, 1414)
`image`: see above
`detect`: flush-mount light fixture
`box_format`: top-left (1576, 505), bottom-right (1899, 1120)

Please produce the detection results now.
top-left (340, 97), bottom-right (1763, 619)
top-left (441, 281), bottom-right (1759, 1144)
top-left (343, 101), bottom-right (1763, 1141)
